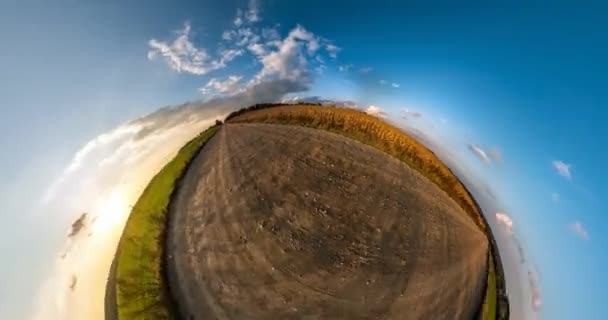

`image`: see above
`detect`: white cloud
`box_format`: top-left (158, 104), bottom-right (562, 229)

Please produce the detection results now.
top-left (235, 28), bottom-right (260, 46)
top-left (222, 30), bottom-right (234, 41)
top-left (43, 124), bottom-right (143, 203)
top-left (200, 75), bottom-right (243, 95)
top-left (467, 144), bottom-right (503, 165)
top-left (338, 64), bottom-right (353, 72)
top-left (234, 9), bottom-right (244, 26)
top-left (222, 29), bottom-right (251, 46)
top-left (360, 67), bottom-right (373, 73)
top-left (261, 27), bottom-right (280, 41)
top-left (468, 144), bottom-right (491, 164)
top-left (569, 221), bottom-right (589, 240)
top-left (252, 25), bottom-right (322, 84)
top-left (495, 212), bottom-right (514, 235)
top-left (232, 1), bottom-right (260, 28)
top-left (315, 55), bottom-right (325, 65)
top-left (220, 48), bottom-right (244, 63)
top-left (402, 109), bottom-right (422, 119)
top-left (148, 9), bottom-right (339, 100)
top-left (326, 44), bottom-right (341, 58)
top-left (552, 160), bottom-right (572, 179)
top-left (224, 1), bottom-right (264, 51)
top-left (245, 0), bottom-right (261, 23)
top-left (148, 22), bottom-right (242, 75)
top-left (378, 79), bottom-right (400, 88)
top-left (219, 7), bottom-right (338, 88)
top-left (289, 26), bottom-right (320, 54)
top-left (365, 105), bottom-right (387, 118)
top-left (247, 43), bottom-right (266, 56)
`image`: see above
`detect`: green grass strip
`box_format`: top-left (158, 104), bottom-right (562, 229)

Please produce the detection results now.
top-left (115, 125), bottom-right (219, 319)
top-left (480, 254), bottom-right (497, 319)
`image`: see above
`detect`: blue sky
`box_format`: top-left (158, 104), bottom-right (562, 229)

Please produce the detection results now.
top-left (1, 1), bottom-right (607, 319)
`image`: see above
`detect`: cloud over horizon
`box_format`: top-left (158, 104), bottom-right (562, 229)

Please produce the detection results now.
top-left (496, 212), bottom-right (514, 235)
top-left (468, 144), bottom-right (491, 164)
top-left (365, 105), bottom-right (387, 118)
top-left (468, 144), bottom-right (503, 165)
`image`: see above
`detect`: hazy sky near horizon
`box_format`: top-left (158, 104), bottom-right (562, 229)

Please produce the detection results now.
top-left (1, 1), bottom-right (607, 319)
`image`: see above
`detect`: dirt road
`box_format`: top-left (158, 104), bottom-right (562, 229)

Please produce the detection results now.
top-left (166, 123), bottom-right (488, 320)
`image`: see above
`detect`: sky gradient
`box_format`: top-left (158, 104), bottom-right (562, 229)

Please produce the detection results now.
top-left (1, 1), bottom-right (606, 319)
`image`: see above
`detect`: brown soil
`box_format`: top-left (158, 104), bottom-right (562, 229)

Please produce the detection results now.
top-left (166, 123), bottom-right (488, 320)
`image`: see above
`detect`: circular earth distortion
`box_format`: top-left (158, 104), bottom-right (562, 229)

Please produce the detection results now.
top-left (165, 123), bottom-right (489, 320)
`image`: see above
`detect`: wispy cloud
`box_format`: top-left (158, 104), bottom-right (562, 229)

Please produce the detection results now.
top-left (401, 109), bottom-right (422, 119)
top-left (379, 79), bottom-right (400, 88)
top-left (568, 221), bottom-right (590, 240)
top-left (338, 64), bottom-right (353, 72)
top-left (552, 160), bottom-right (572, 179)
top-left (234, 0), bottom-right (260, 26)
top-left (468, 144), bottom-right (491, 164)
top-left (244, 0), bottom-right (261, 23)
top-left (359, 66), bottom-right (373, 73)
top-left (247, 42), bottom-right (266, 56)
top-left (223, 27), bottom-right (261, 47)
top-left (147, 22), bottom-right (243, 75)
top-left (200, 75), bottom-right (243, 95)
top-left (467, 144), bottom-right (503, 165)
top-left (325, 44), bottom-right (341, 58)
top-left (151, 2), bottom-right (338, 98)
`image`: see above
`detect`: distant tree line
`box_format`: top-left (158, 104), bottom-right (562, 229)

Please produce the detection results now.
top-left (225, 102), bottom-right (323, 122)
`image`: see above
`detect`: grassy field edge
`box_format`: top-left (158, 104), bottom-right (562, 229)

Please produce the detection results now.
top-left (227, 103), bottom-right (508, 319)
top-left (113, 125), bottom-right (220, 319)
